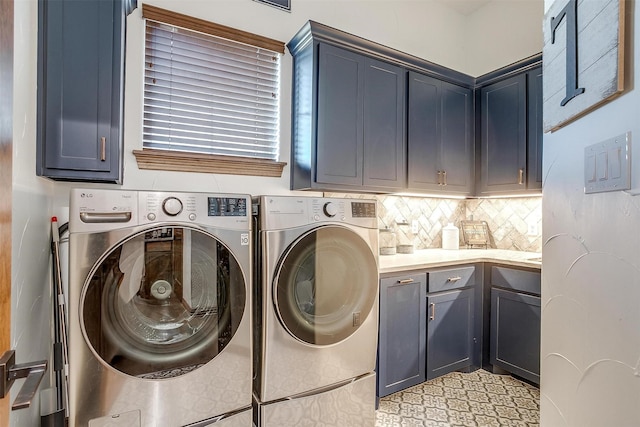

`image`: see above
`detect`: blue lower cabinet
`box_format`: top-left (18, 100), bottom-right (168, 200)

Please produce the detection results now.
top-left (490, 287), bottom-right (541, 384)
top-left (378, 267), bottom-right (477, 397)
top-left (426, 288), bottom-right (474, 380)
top-left (377, 274), bottom-right (427, 398)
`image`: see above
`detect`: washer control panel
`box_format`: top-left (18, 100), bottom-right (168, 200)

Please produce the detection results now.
top-left (140, 192), bottom-right (250, 229)
top-left (311, 199), bottom-right (345, 221)
top-left (69, 189), bottom-right (251, 233)
top-left (208, 197), bottom-right (247, 217)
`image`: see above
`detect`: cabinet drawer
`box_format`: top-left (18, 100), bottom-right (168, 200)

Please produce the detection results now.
top-left (428, 266), bottom-right (475, 292)
top-left (491, 266), bottom-right (540, 295)
top-left (380, 273), bottom-right (427, 290)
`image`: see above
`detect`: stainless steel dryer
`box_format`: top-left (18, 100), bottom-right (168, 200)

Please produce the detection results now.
top-left (254, 196), bottom-right (379, 426)
top-left (68, 189), bottom-right (252, 426)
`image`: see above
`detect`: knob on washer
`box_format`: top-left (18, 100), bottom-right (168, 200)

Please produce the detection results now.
top-left (323, 202), bottom-right (338, 217)
top-left (162, 197), bottom-right (183, 216)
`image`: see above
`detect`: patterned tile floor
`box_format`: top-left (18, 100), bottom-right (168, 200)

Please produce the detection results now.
top-left (375, 370), bottom-right (540, 427)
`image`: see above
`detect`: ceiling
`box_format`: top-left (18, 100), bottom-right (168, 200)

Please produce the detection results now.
top-left (435, 0), bottom-right (493, 16)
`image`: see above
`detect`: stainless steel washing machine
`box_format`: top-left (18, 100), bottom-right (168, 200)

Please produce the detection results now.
top-left (253, 196), bottom-right (379, 426)
top-left (68, 189), bottom-right (252, 426)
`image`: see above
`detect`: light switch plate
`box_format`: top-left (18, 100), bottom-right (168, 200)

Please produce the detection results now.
top-left (584, 132), bottom-right (631, 194)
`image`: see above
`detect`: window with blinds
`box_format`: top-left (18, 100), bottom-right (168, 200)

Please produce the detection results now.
top-left (143, 16), bottom-right (281, 161)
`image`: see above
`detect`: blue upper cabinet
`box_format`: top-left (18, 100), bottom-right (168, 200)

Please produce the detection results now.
top-left (477, 74), bottom-right (527, 195)
top-left (362, 58), bottom-right (406, 190)
top-left (291, 39), bottom-right (406, 192)
top-left (287, 21), bottom-right (477, 194)
top-left (315, 44), bottom-right (365, 187)
top-left (476, 61), bottom-right (542, 196)
top-left (408, 72), bottom-right (473, 195)
top-left (288, 21), bottom-right (540, 196)
top-left (527, 67), bottom-right (543, 191)
top-left (37, 0), bottom-right (131, 183)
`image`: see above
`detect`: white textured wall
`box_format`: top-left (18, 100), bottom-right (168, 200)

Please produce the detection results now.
top-left (541, 1), bottom-right (640, 426)
top-left (465, 0), bottom-right (544, 76)
top-left (11, 1), bottom-right (55, 425)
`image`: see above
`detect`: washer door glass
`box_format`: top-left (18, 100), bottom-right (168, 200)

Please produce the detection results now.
top-left (274, 226), bottom-right (377, 346)
top-left (81, 226), bottom-right (246, 378)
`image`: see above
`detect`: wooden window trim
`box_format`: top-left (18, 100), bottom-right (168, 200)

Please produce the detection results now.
top-left (140, 5), bottom-right (285, 176)
top-left (142, 4), bottom-right (285, 54)
top-left (133, 149), bottom-right (287, 178)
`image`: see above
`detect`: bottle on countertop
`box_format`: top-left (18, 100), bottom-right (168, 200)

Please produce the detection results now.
top-left (442, 222), bottom-right (460, 250)
top-left (379, 227), bottom-right (397, 255)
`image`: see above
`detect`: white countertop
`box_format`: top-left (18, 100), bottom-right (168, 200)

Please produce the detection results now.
top-left (378, 248), bottom-right (541, 274)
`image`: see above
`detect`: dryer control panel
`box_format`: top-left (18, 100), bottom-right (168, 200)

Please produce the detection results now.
top-left (259, 196), bottom-right (377, 230)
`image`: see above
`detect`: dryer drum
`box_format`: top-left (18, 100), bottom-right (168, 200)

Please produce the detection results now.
top-left (274, 225), bottom-right (377, 346)
top-left (81, 226), bottom-right (245, 378)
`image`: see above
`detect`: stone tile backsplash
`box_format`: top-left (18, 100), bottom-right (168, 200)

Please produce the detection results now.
top-left (326, 193), bottom-right (542, 253)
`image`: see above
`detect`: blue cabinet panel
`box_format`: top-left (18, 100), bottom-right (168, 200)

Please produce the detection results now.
top-left (490, 287), bottom-right (541, 384)
top-left (292, 41), bottom-right (405, 192)
top-left (407, 72), bottom-right (440, 190)
top-left (428, 265), bottom-right (475, 293)
top-left (37, 0), bottom-right (126, 183)
top-left (408, 72), bottom-right (473, 195)
top-left (426, 288), bottom-right (474, 380)
top-left (363, 58), bottom-right (406, 189)
top-left (477, 63), bottom-right (542, 196)
top-left (491, 266), bottom-right (541, 295)
top-left (527, 67), bottom-right (543, 190)
top-left (377, 274), bottom-right (427, 397)
top-left (316, 44), bottom-right (364, 186)
top-left (478, 74), bottom-right (527, 194)
top-left (440, 82), bottom-right (474, 192)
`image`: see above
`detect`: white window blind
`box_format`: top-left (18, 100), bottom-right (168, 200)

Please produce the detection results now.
top-left (143, 19), bottom-right (281, 160)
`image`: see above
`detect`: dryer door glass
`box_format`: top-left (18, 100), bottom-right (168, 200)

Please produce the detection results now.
top-left (81, 226), bottom-right (246, 378)
top-left (274, 225), bottom-right (377, 345)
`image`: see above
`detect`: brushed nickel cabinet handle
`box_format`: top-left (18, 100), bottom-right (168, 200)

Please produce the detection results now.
top-left (518, 168), bottom-right (524, 185)
top-left (100, 137), bottom-right (106, 161)
top-left (397, 278), bottom-right (414, 285)
top-left (429, 303), bottom-right (435, 320)
top-left (442, 170), bottom-right (447, 186)
top-left (447, 276), bottom-right (462, 282)
top-left (437, 170), bottom-right (442, 185)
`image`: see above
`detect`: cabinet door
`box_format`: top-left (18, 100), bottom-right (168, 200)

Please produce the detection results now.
top-left (38, 0), bottom-right (123, 182)
top-left (426, 288), bottom-right (474, 380)
top-left (439, 81), bottom-right (473, 193)
top-left (477, 74), bottom-right (527, 194)
top-left (377, 274), bottom-right (427, 397)
top-left (316, 43), bottom-right (364, 186)
top-left (408, 73), bottom-right (473, 195)
top-left (527, 67), bottom-right (543, 190)
top-left (490, 288), bottom-right (540, 384)
top-left (363, 59), bottom-right (406, 190)
top-left (407, 72), bottom-right (440, 191)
